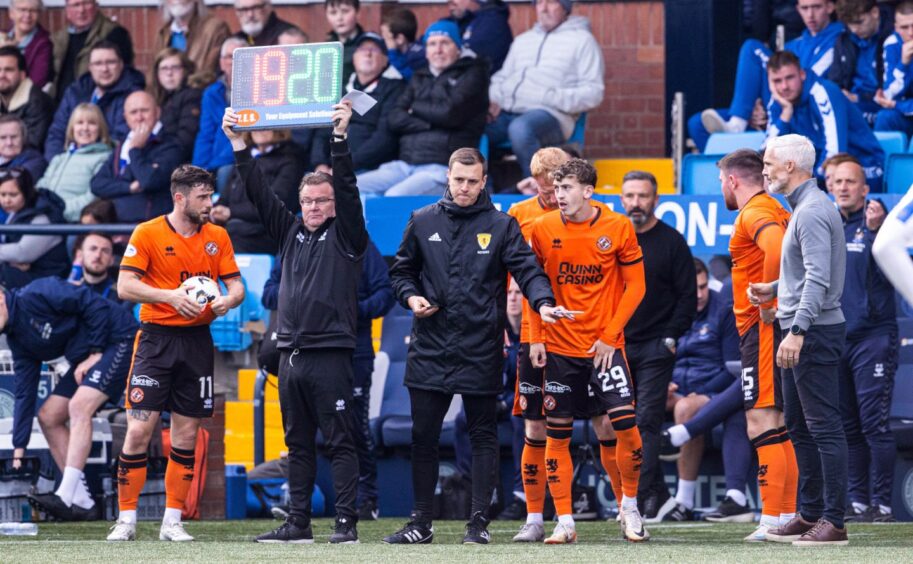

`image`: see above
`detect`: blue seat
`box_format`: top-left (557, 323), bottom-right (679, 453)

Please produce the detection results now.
top-left (210, 254), bottom-right (274, 352)
top-left (704, 132), bottom-right (766, 154)
top-left (481, 113), bottom-right (588, 160)
top-left (885, 154), bottom-right (913, 193)
top-left (876, 131), bottom-right (908, 158)
top-left (682, 153), bottom-right (723, 195)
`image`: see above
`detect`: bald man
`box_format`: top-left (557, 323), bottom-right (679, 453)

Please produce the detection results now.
top-left (90, 90), bottom-right (184, 222)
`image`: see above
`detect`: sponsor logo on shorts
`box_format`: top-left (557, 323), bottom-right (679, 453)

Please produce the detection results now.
top-left (874, 363), bottom-right (885, 378)
top-left (88, 370), bottom-right (102, 384)
top-left (131, 374), bottom-right (159, 387)
top-left (129, 388), bottom-right (144, 404)
top-left (336, 399), bottom-right (346, 411)
top-left (205, 241), bottom-right (219, 256)
top-left (544, 380), bottom-right (572, 394)
top-left (203, 397), bottom-right (213, 410)
top-left (519, 382), bottom-right (542, 395)
top-left (543, 395), bottom-right (556, 411)
top-left (519, 396), bottom-right (528, 410)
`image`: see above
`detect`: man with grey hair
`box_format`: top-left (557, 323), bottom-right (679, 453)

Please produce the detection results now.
top-left (620, 170), bottom-right (697, 521)
top-left (749, 133), bottom-right (849, 546)
top-left (233, 0), bottom-right (295, 47)
top-left (154, 0), bottom-right (230, 81)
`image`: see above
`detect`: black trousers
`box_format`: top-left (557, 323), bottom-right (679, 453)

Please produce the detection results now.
top-left (782, 323), bottom-right (848, 528)
top-left (279, 348), bottom-right (360, 522)
top-left (352, 357), bottom-right (378, 505)
top-left (626, 338), bottom-right (677, 500)
top-left (409, 388), bottom-right (498, 520)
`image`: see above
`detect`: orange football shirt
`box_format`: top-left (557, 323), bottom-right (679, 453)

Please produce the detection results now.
top-left (507, 195), bottom-right (555, 343)
top-left (120, 215), bottom-right (241, 326)
top-left (729, 192), bottom-right (790, 335)
top-left (529, 202), bottom-right (644, 356)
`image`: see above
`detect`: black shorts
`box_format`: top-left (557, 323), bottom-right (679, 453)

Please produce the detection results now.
top-left (544, 351), bottom-right (635, 419)
top-left (740, 322), bottom-right (782, 410)
top-left (512, 343), bottom-right (546, 420)
top-left (124, 323), bottom-right (215, 418)
top-left (52, 338), bottom-right (133, 401)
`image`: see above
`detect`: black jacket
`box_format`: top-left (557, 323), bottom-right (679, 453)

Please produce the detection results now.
top-left (1, 81), bottom-right (54, 150)
top-left (238, 139), bottom-right (368, 350)
top-left (223, 141), bottom-right (306, 254)
top-left (312, 67), bottom-right (405, 171)
top-left (161, 86), bottom-right (202, 161)
top-left (0, 189), bottom-right (69, 289)
top-left (829, 10), bottom-right (894, 99)
top-left (90, 133), bottom-right (183, 223)
top-left (390, 188), bottom-right (554, 395)
top-left (388, 56), bottom-right (489, 166)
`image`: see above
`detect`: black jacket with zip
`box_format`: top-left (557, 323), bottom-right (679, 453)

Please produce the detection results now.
top-left (237, 138), bottom-right (367, 351)
top-left (390, 188), bottom-right (554, 395)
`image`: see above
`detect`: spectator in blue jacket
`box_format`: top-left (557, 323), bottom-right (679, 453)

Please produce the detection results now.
top-left (381, 8), bottom-right (425, 82)
top-left (654, 259), bottom-right (740, 522)
top-left (44, 41), bottom-right (144, 162)
top-left (829, 0), bottom-right (893, 126)
top-left (448, 0), bottom-right (512, 75)
top-left (874, 1), bottom-right (913, 138)
top-left (4, 277), bottom-right (137, 521)
top-left (90, 91), bottom-right (183, 223)
top-left (691, 0), bottom-right (845, 151)
top-left (258, 238), bottom-right (394, 521)
top-left (829, 158), bottom-right (897, 522)
top-left (766, 50), bottom-right (885, 191)
top-left (0, 114), bottom-right (47, 181)
top-left (192, 36), bottom-right (245, 192)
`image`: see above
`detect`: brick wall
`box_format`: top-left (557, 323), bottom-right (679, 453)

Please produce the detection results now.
top-left (18, 0), bottom-right (665, 158)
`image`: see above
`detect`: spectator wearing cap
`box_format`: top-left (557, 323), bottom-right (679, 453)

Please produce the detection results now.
top-left (0, 46), bottom-right (53, 151)
top-left (311, 32), bottom-right (405, 173)
top-left (1, 0), bottom-right (52, 90)
top-left (487, 0), bottom-right (604, 180)
top-left (447, 0), bottom-right (512, 75)
top-left (381, 8), bottom-right (425, 81)
top-left (155, 0), bottom-right (230, 85)
top-left (357, 21), bottom-right (488, 196)
top-left (45, 41), bottom-right (144, 162)
top-left (233, 0), bottom-right (295, 47)
top-left (325, 0), bottom-right (365, 85)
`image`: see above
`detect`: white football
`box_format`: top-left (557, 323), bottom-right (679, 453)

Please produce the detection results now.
top-left (180, 276), bottom-right (221, 306)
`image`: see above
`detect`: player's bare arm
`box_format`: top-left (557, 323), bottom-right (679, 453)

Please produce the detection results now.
top-left (118, 272), bottom-right (202, 319)
top-left (211, 276), bottom-right (245, 317)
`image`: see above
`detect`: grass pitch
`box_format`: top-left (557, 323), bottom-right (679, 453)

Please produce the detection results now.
top-left (2, 519), bottom-right (912, 563)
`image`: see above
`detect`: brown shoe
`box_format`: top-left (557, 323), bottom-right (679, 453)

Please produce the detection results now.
top-left (764, 515), bottom-right (816, 543)
top-left (792, 519), bottom-right (848, 547)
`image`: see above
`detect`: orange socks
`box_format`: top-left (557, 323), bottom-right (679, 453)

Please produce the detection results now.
top-left (609, 408), bottom-right (642, 499)
top-left (778, 427), bottom-right (799, 515)
top-left (117, 452), bottom-right (148, 512)
top-left (165, 446), bottom-right (196, 511)
top-left (521, 437), bottom-right (547, 514)
top-left (599, 439), bottom-right (623, 503)
top-left (544, 424), bottom-right (574, 516)
top-left (751, 429), bottom-right (787, 518)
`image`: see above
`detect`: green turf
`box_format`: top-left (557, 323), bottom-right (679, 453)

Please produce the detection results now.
top-left (2, 519), bottom-right (912, 563)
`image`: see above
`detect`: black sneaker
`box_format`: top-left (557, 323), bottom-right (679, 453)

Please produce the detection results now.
top-left (255, 518), bottom-right (314, 544)
top-left (28, 493), bottom-right (100, 522)
top-left (642, 490), bottom-right (669, 521)
top-left (383, 513), bottom-right (434, 544)
top-left (357, 499), bottom-right (379, 521)
top-left (463, 511), bottom-right (491, 544)
top-left (659, 431), bottom-right (681, 461)
top-left (270, 504), bottom-right (290, 520)
top-left (661, 501), bottom-right (693, 522)
top-left (703, 496), bottom-right (755, 523)
top-left (867, 507), bottom-right (895, 523)
top-left (496, 497), bottom-right (527, 521)
top-left (845, 504), bottom-right (872, 523)
top-left (328, 516), bottom-right (359, 544)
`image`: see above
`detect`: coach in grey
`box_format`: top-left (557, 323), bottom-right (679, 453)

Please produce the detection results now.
top-left (749, 134), bottom-right (849, 546)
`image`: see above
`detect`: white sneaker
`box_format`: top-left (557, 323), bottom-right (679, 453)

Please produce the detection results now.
top-left (701, 109), bottom-right (729, 133)
top-left (106, 519), bottom-right (136, 542)
top-left (621, 505), bottom-right (650, 542)
top-left (543, 522), bottom-right (577, 544)
top-left (744, 523), bottom-right (770, 543)
top-left (160, 520), bottom-right (194, 542)
top-left (512, 522), bottom-right (545, 542)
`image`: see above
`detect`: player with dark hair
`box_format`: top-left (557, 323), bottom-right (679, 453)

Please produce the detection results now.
top-left (106, 163), bottom-right (244, 542)
top-left (527, 158), bottom-right (648, 543)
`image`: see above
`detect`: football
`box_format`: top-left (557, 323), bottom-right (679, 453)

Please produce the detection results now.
top-left (180, 276), bottom-right (221, 307)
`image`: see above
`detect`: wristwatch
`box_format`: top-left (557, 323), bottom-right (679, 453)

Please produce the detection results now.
top-left (790, 325), bottom-right (806, 336)
top-left (332, 132), bottom-right (347, 141)
top-left (663, 337), bottom-right (676, 352)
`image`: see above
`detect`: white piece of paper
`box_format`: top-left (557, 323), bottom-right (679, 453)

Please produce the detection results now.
top-left (342, 90), bottom-right (378, 116)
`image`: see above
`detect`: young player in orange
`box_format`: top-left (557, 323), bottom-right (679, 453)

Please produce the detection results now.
top-left (719, 149), bottom-right (799, 542)
top-left (106, 166), bottom-right (245, 542)
top-left (507, 148), bottom-right (570, 542)
top-left (528, 159), bottom-right (649, 543)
